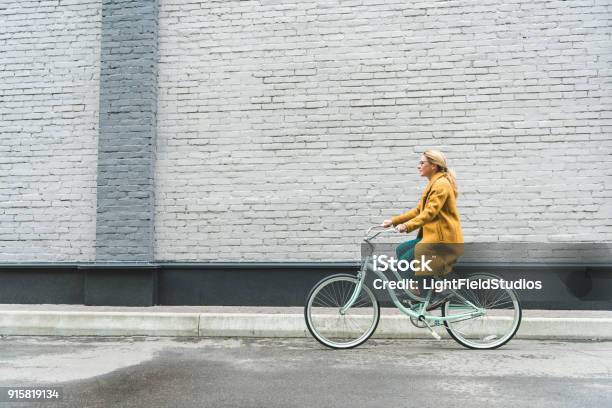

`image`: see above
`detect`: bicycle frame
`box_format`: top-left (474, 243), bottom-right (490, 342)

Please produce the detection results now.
top-left (339, 226), bottom-right (485, 324)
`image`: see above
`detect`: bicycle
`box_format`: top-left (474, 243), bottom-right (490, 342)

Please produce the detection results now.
top-left (304, 225), bottom-right (522, 349)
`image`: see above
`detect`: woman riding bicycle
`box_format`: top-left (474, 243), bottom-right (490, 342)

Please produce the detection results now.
top-left (382, 149), bottom-right (464, 306)
top-left (306, 152), bottom-right (522, 348)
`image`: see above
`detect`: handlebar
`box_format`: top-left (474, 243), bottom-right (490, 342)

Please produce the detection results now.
top-left (363, 225), bottom-right (398, 241)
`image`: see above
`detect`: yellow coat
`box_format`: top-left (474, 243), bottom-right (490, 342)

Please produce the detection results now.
top-left (391, 171), bottom-right (464, 243)
top-left (391, 171), bottom-right (464, 276)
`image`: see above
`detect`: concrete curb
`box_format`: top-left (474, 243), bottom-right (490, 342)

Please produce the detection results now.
top-left (0, 311), bottom-right (199, 337)
top-left (1, 310), bottom-right (611, 340)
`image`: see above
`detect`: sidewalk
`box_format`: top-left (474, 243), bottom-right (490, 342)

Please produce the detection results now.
top-left (1, 304), bottom-right (611, 340)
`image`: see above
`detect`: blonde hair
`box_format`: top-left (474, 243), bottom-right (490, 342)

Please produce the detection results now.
top-left (423, 149), bottom-right (459, 198)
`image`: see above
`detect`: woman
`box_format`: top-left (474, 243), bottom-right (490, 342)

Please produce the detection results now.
top-left (382, 150), bottom-right (464, 306)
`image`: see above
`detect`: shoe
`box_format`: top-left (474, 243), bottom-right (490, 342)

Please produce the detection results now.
top-left (426, 290), bottom-right (453, 311)
top-left (401, 298), bottom-right (414, 307)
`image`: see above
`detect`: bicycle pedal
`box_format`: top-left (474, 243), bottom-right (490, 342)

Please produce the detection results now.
top-left (418, 316), bottom-right (441, 340)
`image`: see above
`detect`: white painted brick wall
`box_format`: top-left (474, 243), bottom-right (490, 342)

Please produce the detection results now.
top-left (2, 0), bottom-right (611, 263)
top-left (0, 1), bottom-right (101, 261)
top-left (155, 0), bottom-right (612, 261)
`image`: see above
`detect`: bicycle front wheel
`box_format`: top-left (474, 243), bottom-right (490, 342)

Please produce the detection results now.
top-left (442, 273), bottom-right (522, 349)
top-left (305, 274), bottom-right (380, 349)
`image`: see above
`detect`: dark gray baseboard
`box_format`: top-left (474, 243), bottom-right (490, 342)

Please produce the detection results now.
top-left (0, 262), bottom-right (610, 310)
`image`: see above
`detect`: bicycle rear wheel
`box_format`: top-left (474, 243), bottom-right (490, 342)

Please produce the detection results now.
top-left (442, 273), bottom-right (522, 349)
top-left (305, 274), bottom-right (379, 349)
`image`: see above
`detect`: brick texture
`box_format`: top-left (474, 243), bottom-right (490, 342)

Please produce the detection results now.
top-left (156, 0), bottom-right (612, 261)
top-left (1, 0), bottom-right (611, 263)
top-left (96, 0), bottom-right (159, 261)
top-left (0, 1), bottom-right (101, 261)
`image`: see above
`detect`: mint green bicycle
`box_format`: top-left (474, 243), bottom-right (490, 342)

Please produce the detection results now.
top-left (305, 226), bottom-right (522, 349)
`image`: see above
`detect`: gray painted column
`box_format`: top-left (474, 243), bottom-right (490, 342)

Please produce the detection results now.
top-left (96, 0), bottom-right (159, 262)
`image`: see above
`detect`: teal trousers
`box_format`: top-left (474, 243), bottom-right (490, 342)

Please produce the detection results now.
top-left (395, 237), bottom-right (422, 264)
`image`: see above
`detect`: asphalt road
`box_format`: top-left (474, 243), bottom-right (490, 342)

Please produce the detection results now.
top-left (0, 335), bottom-right (610, 408)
